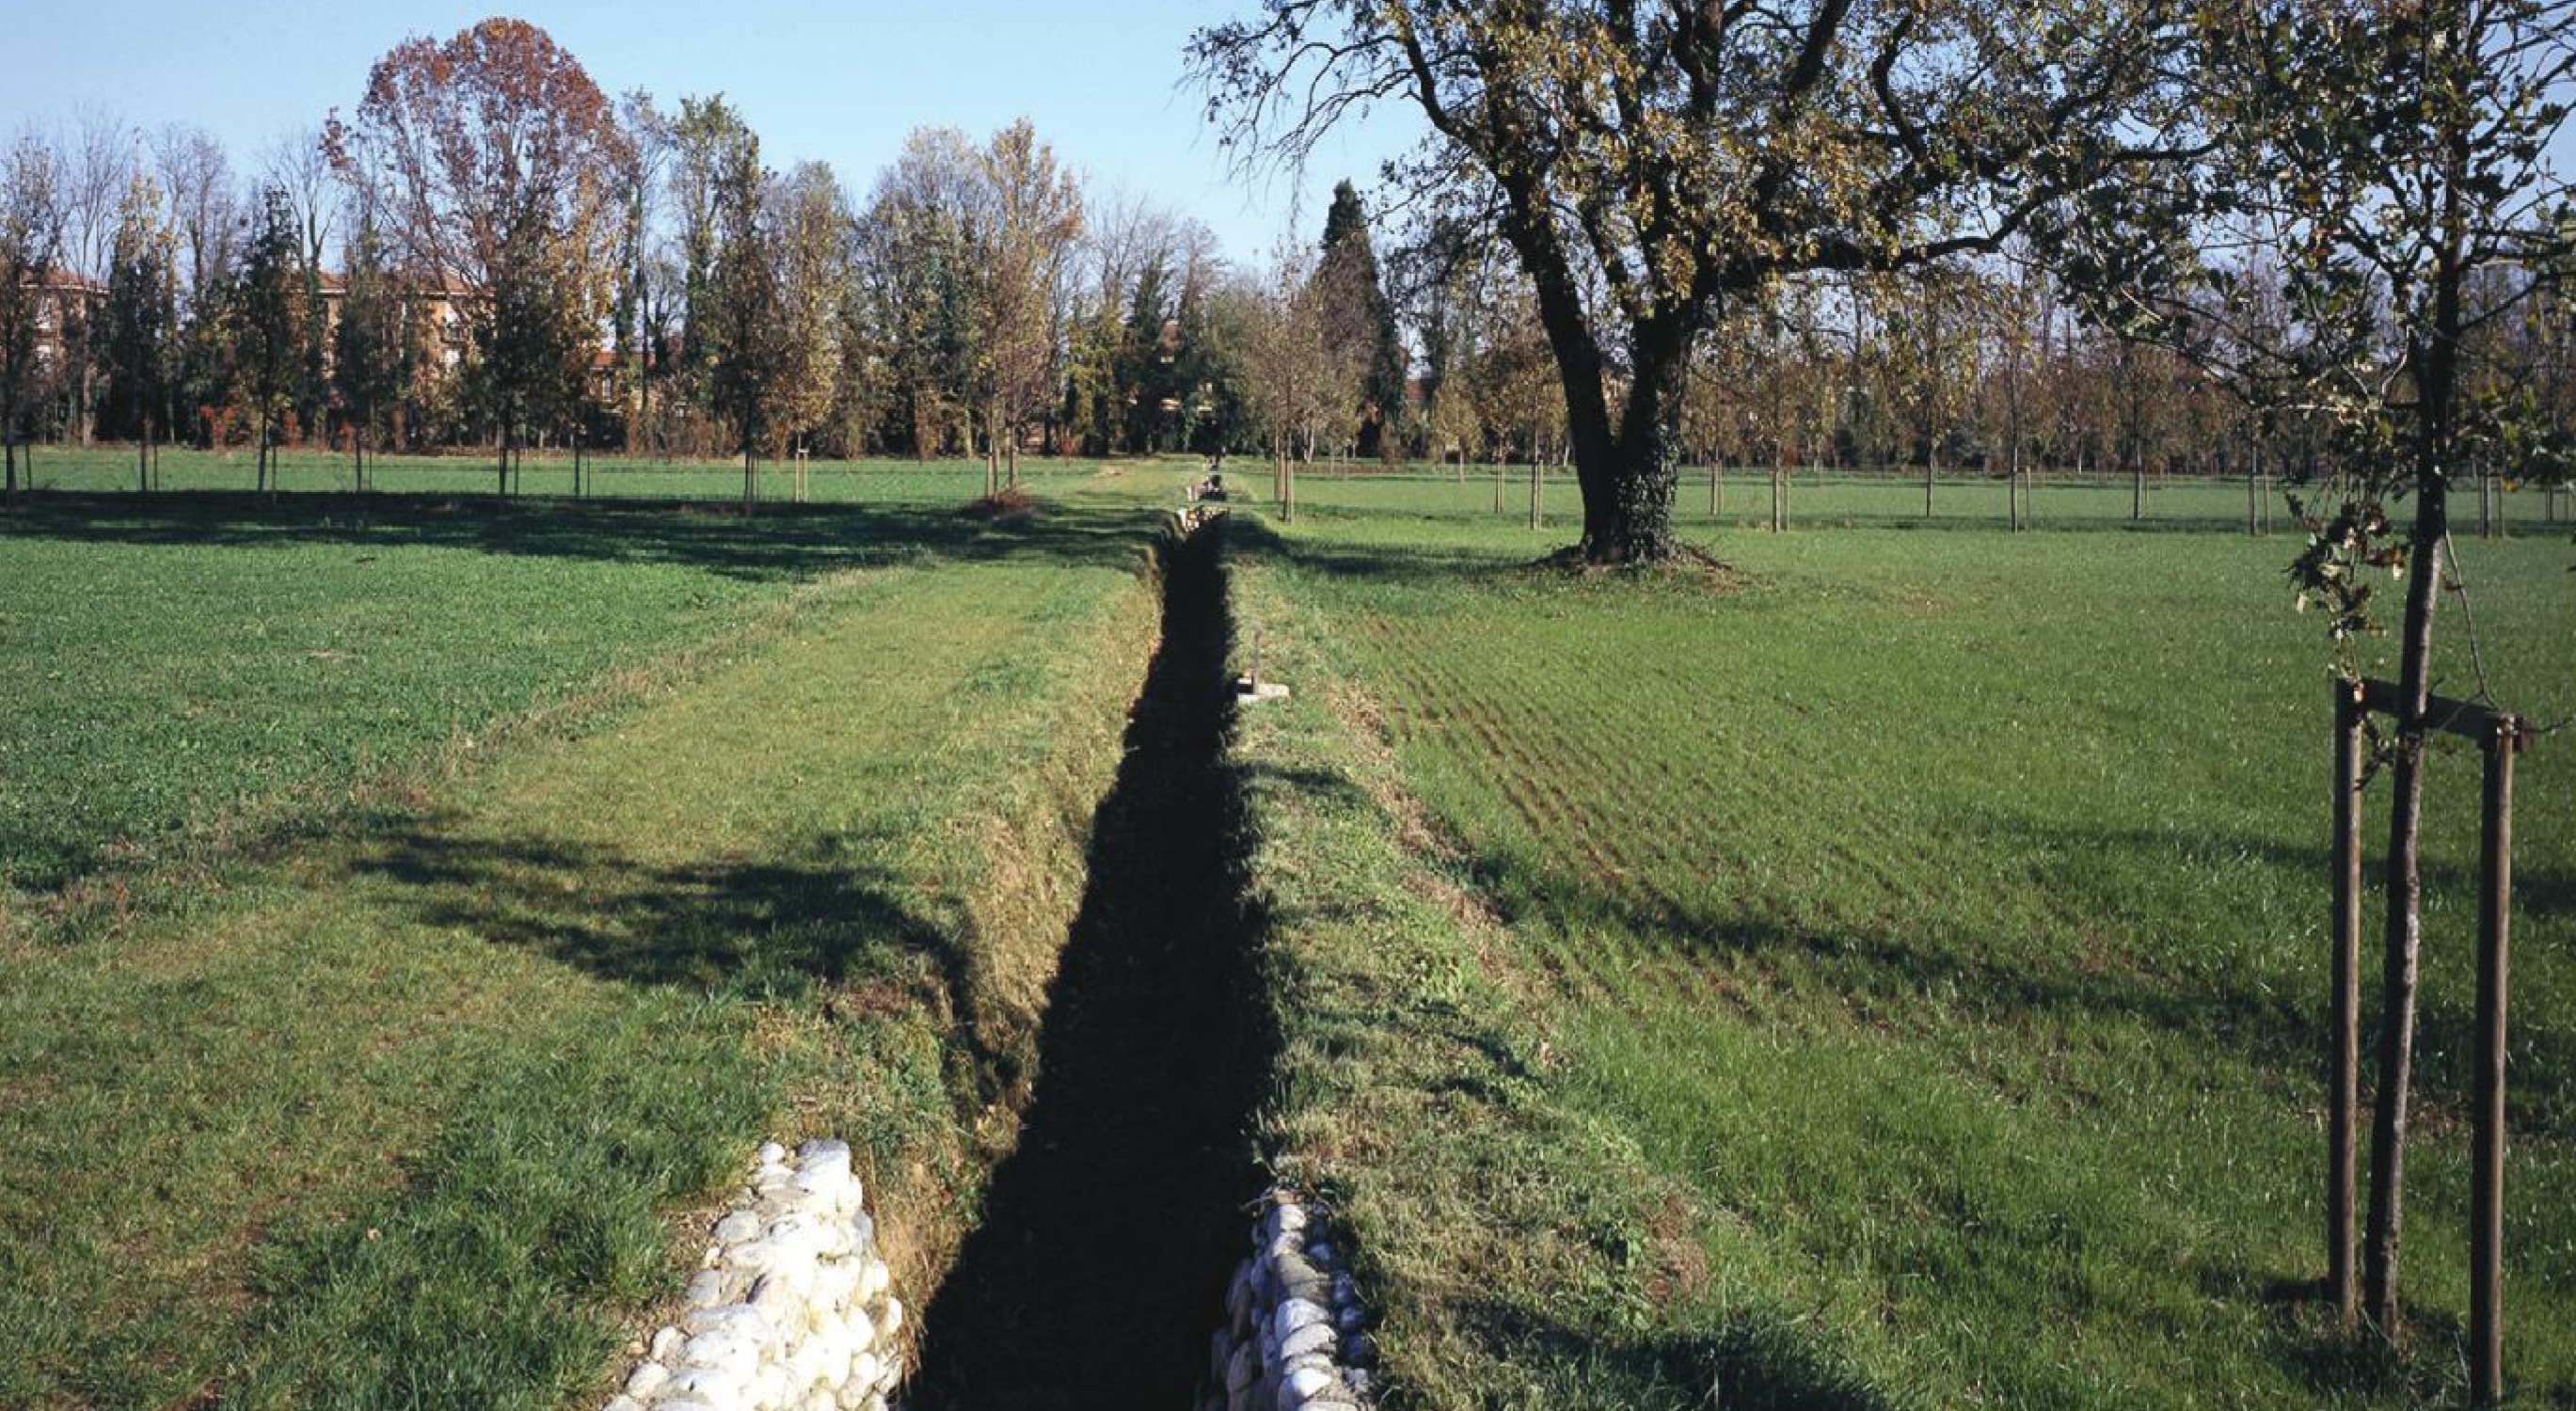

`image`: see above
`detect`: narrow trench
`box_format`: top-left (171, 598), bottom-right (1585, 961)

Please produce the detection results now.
top-left (908, 522), bottom-right (1269, 1410)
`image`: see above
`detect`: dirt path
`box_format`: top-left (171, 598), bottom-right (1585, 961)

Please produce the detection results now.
top-left (908, 525), bottom-right (1267, 1409)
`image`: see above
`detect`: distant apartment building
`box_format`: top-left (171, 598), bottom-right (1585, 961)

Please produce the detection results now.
top-left (20, 266), bottom-right (106, 371)
top-left (18, 262), bottom-right (617, 446)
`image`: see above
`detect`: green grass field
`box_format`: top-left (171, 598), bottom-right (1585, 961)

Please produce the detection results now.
top-left (0, 459), bottom-right (1130, 892)
top-left (6, 454), bottom-right (2569, 1408)
top-left (1224, 483), bottom-right (2575, 1407)
top-left (0, 482), bottom-right (1165, 1406)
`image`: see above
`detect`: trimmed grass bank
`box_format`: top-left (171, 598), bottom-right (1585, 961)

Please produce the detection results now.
top-left (0, 502), bottom-right (1162, 1407)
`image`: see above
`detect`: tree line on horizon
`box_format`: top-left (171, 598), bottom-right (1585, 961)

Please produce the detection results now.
top-left (0, 18), bottom-right (1415, 499)
top-left (5, 15), bottom-right (2567, 515)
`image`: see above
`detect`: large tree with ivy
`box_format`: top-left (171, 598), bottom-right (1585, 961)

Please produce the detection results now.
top-left (1193, 0), bottom-right (2195, 563)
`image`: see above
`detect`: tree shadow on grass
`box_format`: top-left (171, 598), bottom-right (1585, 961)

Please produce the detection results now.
top-left (1227, 513), bottom-right (1539, 587)
top-left (1456, 1298), bottom-right (1910, 1411)
top-left (0, 490), bottom-right (1158, 584)
top-left (1463, 835), bottom-right (2319, 1067)
top-left (342, 816), bottom-right (1029, 1097)
top-left (2190, 1261), bottom-right (2475, 1405)
top-left (1444, 817), bottom-right (2571, 1397)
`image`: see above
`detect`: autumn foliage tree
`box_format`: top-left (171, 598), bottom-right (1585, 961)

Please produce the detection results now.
top-left (857, 128), bottom-right (984, 462)
top-left (1244, 238), bottom-right (1359, 513)
top-left (330, 17), bottom-right (627, 495)
top-left (333, 199), bottom-right (409, 487)
top-left (234, 187), bottom-right (305, 494)
top-left (972, 121), bottom-right (1082, 491)
top-left (769, 161), bottom-right (855, 468)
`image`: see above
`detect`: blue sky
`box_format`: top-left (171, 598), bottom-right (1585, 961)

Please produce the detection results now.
top-left (0, 0), bottom-right (1418, 265)
top-left (6, 4), bottom-right (2569, 271)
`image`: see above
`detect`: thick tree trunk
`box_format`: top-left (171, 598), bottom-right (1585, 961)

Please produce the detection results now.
top-left (1571, 338), bottom-right (1687, 563)
top-left (1572, 437), bottom-right (1678, 559)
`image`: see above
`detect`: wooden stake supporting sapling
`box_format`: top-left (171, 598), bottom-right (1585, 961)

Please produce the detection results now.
top-left (2330, 679), bottom-right (2535, 1405)
top-left (2472, 713), bottom-right (2523, 1409)
top-left (2329, 679), bottom-right (2364, 1326)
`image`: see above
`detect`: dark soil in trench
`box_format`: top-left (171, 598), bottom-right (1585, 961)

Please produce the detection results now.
top-left (908, 523), bottom-right (1268, 1409)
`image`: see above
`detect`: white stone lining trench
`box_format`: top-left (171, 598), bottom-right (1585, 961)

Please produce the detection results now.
top-left (1196, 1190), bottom-right (1380, 1411)
top-left (604, 1139), bottom-right (904, 1411)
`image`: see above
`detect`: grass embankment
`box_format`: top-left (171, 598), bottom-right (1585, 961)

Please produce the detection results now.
top-left (0, 494), bottom-right (1162, 1407)
top-left (1224, 498), bottom-right (2574, 1408)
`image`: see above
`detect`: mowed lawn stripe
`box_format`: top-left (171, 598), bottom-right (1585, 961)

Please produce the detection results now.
top-left (0, 535), bottom-right (1157, 1409)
